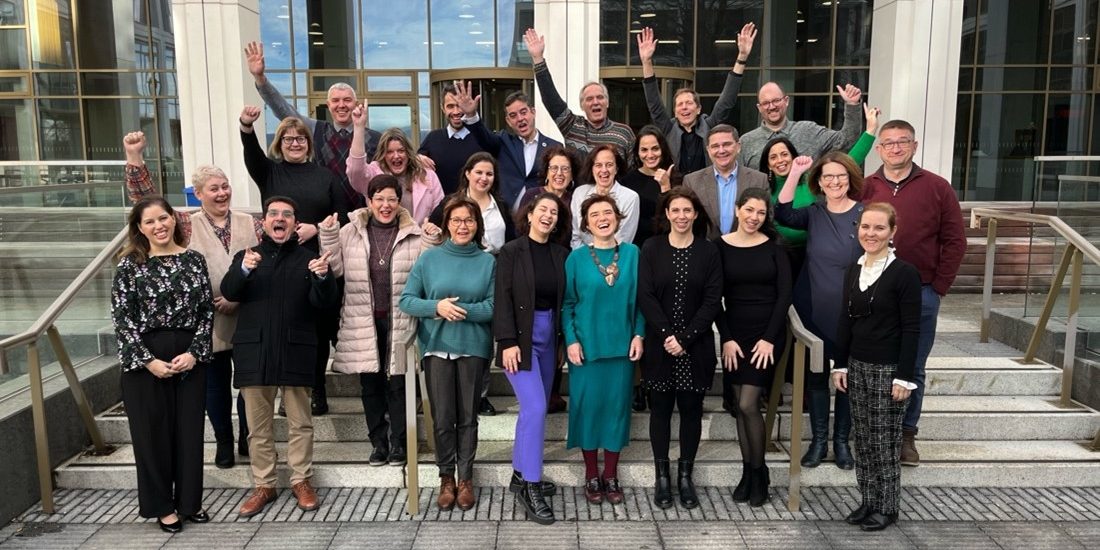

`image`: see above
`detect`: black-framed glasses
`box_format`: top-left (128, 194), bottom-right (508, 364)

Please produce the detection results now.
top-left (847, 278), bottom-right (880, 319)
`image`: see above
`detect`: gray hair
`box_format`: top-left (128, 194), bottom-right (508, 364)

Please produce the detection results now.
top-left (578, 81), bottom-right (608, 104)
top-left (191, 165), bottom-right (228, 191)
top-left (327, 82), bottom-right (357, 101)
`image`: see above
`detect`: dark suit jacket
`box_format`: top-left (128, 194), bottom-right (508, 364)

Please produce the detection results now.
top-left (492, 236), bottom-right (568, 370)
top-left (467, 119), bottom-right (562, 207)
top-left (683, 164), bottom-right (769, 240)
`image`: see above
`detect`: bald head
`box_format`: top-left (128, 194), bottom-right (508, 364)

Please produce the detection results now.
top-left (756, 81), bottom-right (788, 127)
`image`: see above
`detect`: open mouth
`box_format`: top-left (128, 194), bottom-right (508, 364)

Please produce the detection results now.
top-left (153, 228), bottom-right (169, 240)
top-left (774, 161), bottom-right (790, 174)
top-left (596, 220), bottom-right (611, 231)
top-left (537, 216), bottom-right (554, 231)
top-left (271, 221), bottom-right (288, 239)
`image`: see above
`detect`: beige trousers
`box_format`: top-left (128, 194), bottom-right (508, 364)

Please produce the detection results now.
top-left (242, 386), bottom-right (313, 487)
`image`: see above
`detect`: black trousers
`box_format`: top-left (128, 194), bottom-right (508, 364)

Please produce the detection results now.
top-left (648, 389), bottom-right (705, 462)
top-left (360, 315), bottom-right (406, 449)
top-left (314, 307), bottom-right (340, 394)
top-left (424, 355), bottom-right (487, 480)
top-left (122, 329), bottom-right (207, 518)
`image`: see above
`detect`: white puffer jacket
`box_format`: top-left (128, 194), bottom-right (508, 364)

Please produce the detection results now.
top-left (320, 207), bottom-right (428, 375)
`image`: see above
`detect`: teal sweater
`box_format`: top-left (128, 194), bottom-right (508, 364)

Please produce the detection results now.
top-left (562, 243), bottom-right (646, 361)
top-left (399, 240), bottom-right (496, 359)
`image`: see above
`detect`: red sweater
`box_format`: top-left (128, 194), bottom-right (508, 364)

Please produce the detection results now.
top-left (862, 164), bottom-right (966, 296)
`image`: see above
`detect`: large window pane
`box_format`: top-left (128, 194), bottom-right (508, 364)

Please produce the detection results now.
top-left (600, 0), bottom-right (627, 66)
top-left (975, 67), bottom-right (1047, 91)
top-left (833, 0), bottom-right (873, 66)
top-left (498, 0), bottom-right (533, 67)
top-left (967, 93), bottom-right (1044, 200)
top-left (259, 0), bottom-right (295, 69)
top-left (960, 0), bottom-right (978, 65)
top-left (75, 0), bottom-right (144, 69)
top-left (1045, 94), bottom-right (1092, 155)
top-left (35, 72), bottom-right (77, 95)
top-left (0, 28), bottom-right (28, 70)
top-left (30, 0), bottom-right (76, 70)
top-left (431, 0), bottom-right (495, 69)
top-left (952, 93), bottom-right (973, 197)
top-left (0, 0), bottom-right (25, 24)
top-left (83, 98), bottom-right (151, 160)
top-left (976, 1), bottom-right (1049, 65)
top-left (306, 0), bottom-right (356, 69)
top-left (0, 100), bottom-right (35, 161)
top-left (1051, 0), bottom-right (1096, 65)
top-left (629, 0), bottom-right (693, 67)
top-left (362, 0), bottom-right (427, 69)
top-left (37, 98), bottom-right (81, 160)
top-left (764, 0), bottom-right (832, 67)
top-left (696, 1), bottom-right (762, 67)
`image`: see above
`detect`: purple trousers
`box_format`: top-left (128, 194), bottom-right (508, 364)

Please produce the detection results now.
top-left (505, 309), bottom-right (556, 482)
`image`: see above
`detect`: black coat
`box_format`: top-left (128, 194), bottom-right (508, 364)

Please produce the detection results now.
top-left (221, 235), bottom-right (339, 388)
top-left (492, 236), bottom-right (568, 370)
top-left (636, 235), bottom-right (724, 390)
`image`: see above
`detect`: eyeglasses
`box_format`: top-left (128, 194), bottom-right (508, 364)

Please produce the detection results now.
top-left (448, 217), bottom-right (476, 227)
top-left (820, 173), bottom-right (850, 183)
top-left (281, 135), bottom-right (308, 145)
top-left (265, 209), bottom-right (295, 218)
top-left (879, 139), bottom-right (914, 150)
top-left (548, 165), bottom-right (571, 173)
top-left (757, 97), bottom-right (787, 109)
top-left (371, 196), bottom-right (400, 205)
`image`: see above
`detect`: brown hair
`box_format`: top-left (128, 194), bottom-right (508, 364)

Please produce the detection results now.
top-left (373, 127), bottom-right (427, 188)
top-left (579, 194), bottom-right (624, 234)
top-left (268, 117), bottom-right (314, 161)
top-left (515, 192), bottom-right (571, 247)
top-left (656, 186), bottom-right (712, 238)
top-left (879, 119), bottom-right (916, 137)
top-left (861, 202), bottom-right (898, 230)
top-left (119, 197), bottom-right (186, 264)
top-left (581, 145), bottom-right (626, 186)
top-left (440, 196), bottom-right (486, 249)
top-left (808, 151), bottom-right (864, 199)
top-left (538, 146), bottom-right (579, 190)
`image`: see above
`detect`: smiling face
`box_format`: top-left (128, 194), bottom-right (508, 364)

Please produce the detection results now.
top-left (443, 92), bottom-right (464, 130)
top-left (383, 139), bottom-right (408, 175)
top-left (327, 87), bottom-right (356, 125)
top-left (591, 149), bottom-right (617, 189)
top-left (665, 197), bottom-right (697, 237)
top-left (195, 176), bottom-right (232, 217)
top-left (757, 83), bottom-right (788, 126)
top-left (818, 161), bottom-right (851, 201)
top-left (447, 205), bottom-right (477, 246)
top-left (263, 201), bottom-right (297, 244)
top-left (527, 197), bottom-right (559, 241)
top-left (637, 135), bottom-right (663, 171)
top-left (736, 197), bottom-right (767, 235)
top-left (465, 160), bottom-right (495, 195)
top-left (280, 129), bottom-right (310, 164)
top-left (505, 100), bottom-right (537, 140)
top-left (877, 127), bottom-right (919, 172)
top-left (673, 90), bottom-right (702, 129)
top-left (580, 83), bottom-right (609, 126)
top-left (545, 154), bottom-right (572, 193)
top-left (766, 142), bottom-right (793, 177)
top-left (584, 199), bottom-right (619, 239)
top-left (707, 131), bottom-right (740, 173)
top-left (370, 187), bottom-right (400, 225)
top-left (139, 204), bottom-right (176, 249)
top-left (859, 210), bottom-right (895, 257)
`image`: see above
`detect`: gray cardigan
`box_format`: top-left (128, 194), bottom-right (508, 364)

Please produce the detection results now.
top-left (642, 72), bottom-right (743, 167)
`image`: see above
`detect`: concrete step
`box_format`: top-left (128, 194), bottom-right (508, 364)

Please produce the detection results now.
top-left (92, 395), bottom-right (1100, 444)
top-left (54, 439), bottom-right (1100, 489)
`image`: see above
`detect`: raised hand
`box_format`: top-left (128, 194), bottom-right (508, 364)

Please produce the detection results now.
top-left (749, 339), bottom-right (774, 369)
top-left (308, 250), bottom-right (331, 277)
top-left (652, 164), bottom-right (674, 192)
top-left (122, 131), bottom-right (146, 164)
top-left (524, 28), bottom-right (546, 63)
top-left (863, 103), bottom-right (881, 135)
top-left (435, 296), bottom-right (468, 322)
top-left (244, 41), bottom-right (266, 81)
top-left (240, 105), bottom-right (262, 126)
top-left (837, 83), bottom-right (862, 106)
top-left (636, 27), bottom-right (657, 63)
top-left (242, 248), bottom-right (262, 270)
top-left (788, 155), bottom-right (814, 183)
top-left (454, 80), bottom-right (481, 117)
top-left (737, 22), bottom-right (758, 61)
top-left (351, 104), bottom-right (367, 129)
top-left (319, 213), bottom-right (339, 231)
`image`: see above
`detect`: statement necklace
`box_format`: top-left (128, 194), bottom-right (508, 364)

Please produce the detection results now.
top-left (587, 243), bottom-right (620, 286)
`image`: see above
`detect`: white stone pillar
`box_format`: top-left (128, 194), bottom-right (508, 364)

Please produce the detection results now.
top-left (867, 0), bottom-right (964, 177)
top-left (532, 0), bottom-right (602, 144)
top-left (172, 0), bottom-right (263, 209)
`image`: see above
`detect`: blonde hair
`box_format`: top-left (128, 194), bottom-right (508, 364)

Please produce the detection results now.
top-left (190, 165), bottom-right (227, 191)
top-left (372, 127), bottom-right (426, 189)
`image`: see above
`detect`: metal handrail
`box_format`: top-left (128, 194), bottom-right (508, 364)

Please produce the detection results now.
top-left (971, 207), bottom-right (1100, 451)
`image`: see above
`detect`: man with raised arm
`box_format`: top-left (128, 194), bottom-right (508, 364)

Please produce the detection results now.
top-left (417, 82), bottom-right (488, 195)
top-left (739, 81), bottom-right (864, 169)
top-left (244, 42), bottom-right (381, 210)
top-left (454, 81), bottom-right (562, 207)
top-left (638, 23), bottom-right (756, 174)
top-left (524, 28), bottom-right (635, 156)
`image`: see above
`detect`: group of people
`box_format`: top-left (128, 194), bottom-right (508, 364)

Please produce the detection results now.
top-left (109, 22), bottom-right (965, 534)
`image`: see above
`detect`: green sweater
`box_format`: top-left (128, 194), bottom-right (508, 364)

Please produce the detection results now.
top-left (771, 131), bottom-right (876, 246)
top-left (399, 239), bottom-right (496, 359)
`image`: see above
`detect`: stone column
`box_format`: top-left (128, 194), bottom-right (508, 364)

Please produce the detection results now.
top-left (532, 0), bottom-right (601, 144)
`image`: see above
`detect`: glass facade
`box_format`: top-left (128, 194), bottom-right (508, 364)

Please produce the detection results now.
top-left (956, 0), bottom-right (1099, 201)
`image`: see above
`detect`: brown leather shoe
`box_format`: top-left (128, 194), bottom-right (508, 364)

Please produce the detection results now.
top-left (604, 477), bottom-right (624, 505)
top-left (238, 486), bottom-right (277, 517)
top-left (291, 480), bottom-right (320, 511)
top-left (456, 479), bottom-right (476, 511)
top-left (584, 476), bottom-right (604, 504)
top-left (437, 475), bottom-right (457, 510)
top-left (901, 428), bottom-right (920, 467)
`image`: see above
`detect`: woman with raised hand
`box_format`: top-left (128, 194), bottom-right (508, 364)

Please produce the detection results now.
top-left (569, 145), bottom-right (640, 249)
top-left (562, 195), bottom-right (645, 506)
top-left (716, 187), bottom-right (792, 508)
top-left (111, 197), bottom-right (214, 533)
top-left (621, 124), bottom-right (680, 246)
top-left (400, 197), bottom-right (496, 512)
top-left (637, 187), bottom-right (722, 510)
top-left (834, 203), bottom-right (921, 532)
top-left (347, 106), bottom-right (444, 225)
top-left (493, 193), bottom-right (571, 524)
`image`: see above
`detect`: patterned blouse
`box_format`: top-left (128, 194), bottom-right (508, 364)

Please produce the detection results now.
top-left (111, 249), bottom-right (215, 372)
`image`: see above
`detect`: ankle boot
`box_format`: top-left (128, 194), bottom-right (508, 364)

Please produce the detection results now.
top-left (748, 465), bottom-right (770, 507)
top-left (653, 459), bottom-right (673, 509)
top-left (800, 390), bottom-right (830, 467)
top-left (519, 481), bottom-right (555, 525)
top-left (214, 430), bottom-right (235, 469)
top-left (311, 385), bottom-right (329, 416)
top-left (731, 462), bottom-right (752, 502)
top-left (677, 458), bottom-right (699, 509)
top-left (832, 391), bottom-right (855, 470)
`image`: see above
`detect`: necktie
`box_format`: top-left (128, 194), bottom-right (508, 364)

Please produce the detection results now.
top-left (338, 129), bottom-right (350, 139)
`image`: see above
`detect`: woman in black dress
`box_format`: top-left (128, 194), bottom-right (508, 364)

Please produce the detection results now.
top-left (715, 186), bottom-right (791, 507)
top-left (637, 187), bottom-right (722, 510)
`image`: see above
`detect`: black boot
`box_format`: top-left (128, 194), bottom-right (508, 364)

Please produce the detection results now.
top-left (633, 385), bottom-right (647, 412)
top-left (653, 459), bottom-right (673, 509)
top-left (519, 481), bottom-right (555, 525)
top-left (731, 463), bottom-right (752, 502)
top-left (748, 465), bottom-right (770, 507)
top-left (311, 385), bottom-right (329, 416)
top-left (214, 430), bottom-right (235, 469)
top-left (833, 391), bottom-right (855, 470)
top-left (800, 390), bottom-right (830, 467)
top-left (677, 458), bottom-right (699, 509)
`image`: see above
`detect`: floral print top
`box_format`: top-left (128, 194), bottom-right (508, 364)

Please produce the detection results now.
top-left (111, 249), bottom-right (215, 372)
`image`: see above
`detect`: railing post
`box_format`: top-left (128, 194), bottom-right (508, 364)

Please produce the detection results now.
top-left (787, 341), bottom-right (806, 513)
top-left (402, 337), bottom-right (418, 516)
top-left (27, 341), bottom-right (55, 514)
top-left (1024, 245), bottom-right (1074, 363)
top-left (47, 325), bottom-right (107, 452)
top-left (764, 330), bottom-right (793, 453)
top-left (980, 218), bottom-right (998, 343)
top-left (1060, 249), bottom-right (1084, 408)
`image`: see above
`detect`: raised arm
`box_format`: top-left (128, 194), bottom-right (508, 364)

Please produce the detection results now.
top-left (708, 22), bottom-right (756, 124)
top-left (816, 84), bottom-right (864, 155)
top-left (317, 214), bottom-right (344, 278)
top-left (846, 104), bottom-right (880, 165)
top-left (525, 28), bottom-right (573, 128)
top-left (778, 155), bottom-right (813, 205)
top-left (637, 28), bottom-right (673, 133)
top-left (245, 41), bottom-right (318, 135)
top-left (239, 105), bottom-right (274, 193)
top-left (346, 105), bottom-right (384, 195)
top-left (456, 80), bottom-right (505, 156)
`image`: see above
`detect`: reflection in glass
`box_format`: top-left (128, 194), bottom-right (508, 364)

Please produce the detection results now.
top-left (763, 0), bottom-right (831, 67)
top-left (37, 98), bottom-right (81, 160)
top-left (431, 0), bottom-right (495, 69)
top-left (259, 0), bottom-right (294, 69)
top-left (1051, 0), bottom-right (1096, 65)
top-left (695, 1), bottom-right (761, 67)
top-left (0, 28), bottom-right (28, 70)
top-left (362, 0), bottom-right (428, 69)
top-left (0, 76), bottom-right (28, 93)
top-left (1044, 94), bottom-right (1091, 156)
top-left (833, 0), bottom-right (872, 66)
top-left (75, 0), bottom-right (142, 69)
top-left (499, 0), bottom-right (533, 67)
top-left (0, 99), bottom-right (35, 161)
top-left (967, 93), bottom-right (1044, 200)
top-left (367, 75), bottom-right (412, 92)
top-left (629, 0), bottom-right (693, 67)
top-left (600, 0), bottom-right (627, 66)
top-left (30, 0), bottom-right (76, 69)
top-left (157, 97), bottom-right (184, 191)
top-left (976, 1), bottom-right (1049, 65)
top-left (306, 1), bottom-right (356, 69)
top-left (0, 0), bottom-right (25, 25)
top-left (368, 105), bottom-right (414, 138)
top-left (84, 98), bottom-right (149, 161)
top-left (952, 93), bottom-right (971, 196)
top-left (34, 72), bottom-right (77, 96)
top-left (975, 67), bottom-right (1047, 91)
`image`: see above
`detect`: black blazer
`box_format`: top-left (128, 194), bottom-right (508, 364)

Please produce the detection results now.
top-left (221, 235), bottom-right (339, 388)
top-left (636, 235), bottom-right (724, 390)
top-left (492, 236), bottom-right (568, 370)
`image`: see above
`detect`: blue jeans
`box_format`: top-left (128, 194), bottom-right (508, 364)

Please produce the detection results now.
top-left (903, 284), bottom-right (940, 432)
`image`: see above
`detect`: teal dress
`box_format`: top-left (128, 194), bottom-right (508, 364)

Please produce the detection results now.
top-left (562, 243), bottom-right (645, 452)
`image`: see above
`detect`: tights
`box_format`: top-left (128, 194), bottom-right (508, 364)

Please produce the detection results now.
top-left (733, 384), bottom-right (766, 468)
top-left (582, 449), bottom-right (621, 479)
top-left (648, 390), bottom-right (705, 462)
